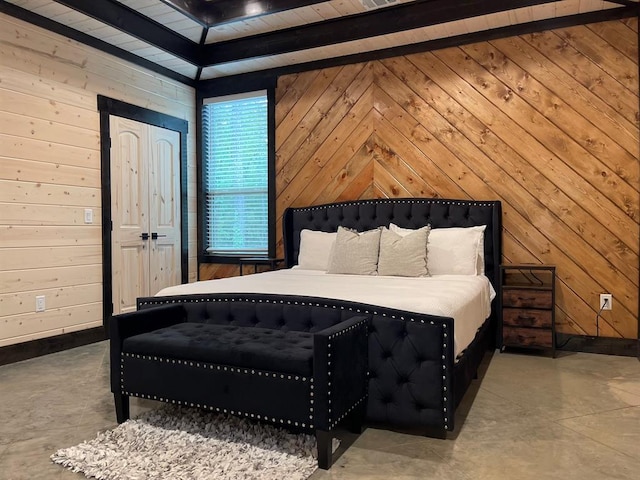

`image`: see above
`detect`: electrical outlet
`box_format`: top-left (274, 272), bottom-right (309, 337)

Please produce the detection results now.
top-left (35, 295), bottom-right (46, 313)
top-left (84, 208), bottom-right (93, 224)
top-left (599, 293), bottom-right (612, 311)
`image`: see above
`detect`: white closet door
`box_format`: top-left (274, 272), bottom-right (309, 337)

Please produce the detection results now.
top-left (110, 116), bottom-right (181, 315)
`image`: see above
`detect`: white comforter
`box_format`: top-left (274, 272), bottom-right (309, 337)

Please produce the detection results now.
top-left (157, 268), bottom-right (496, 358)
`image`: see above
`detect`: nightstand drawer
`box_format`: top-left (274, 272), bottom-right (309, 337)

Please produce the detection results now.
top-left (503, 326), bottom-right (552, 348)
top-left (503, 289), bottom-right (552, 309)
top-left (503, 308), bottom-right (552, 328)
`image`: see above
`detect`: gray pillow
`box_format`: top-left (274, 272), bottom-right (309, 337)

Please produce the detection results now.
top-left (377, 226), bottom-right (430, 277)
top-left (326, 226), bottom-right (382, 275)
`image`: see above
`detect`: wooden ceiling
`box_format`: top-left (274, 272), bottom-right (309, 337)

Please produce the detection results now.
top-left (1, 0), bottom-right (637, 84)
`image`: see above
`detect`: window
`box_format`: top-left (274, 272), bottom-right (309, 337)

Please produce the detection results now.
top-left (202, 90), bottom-right (273, 259)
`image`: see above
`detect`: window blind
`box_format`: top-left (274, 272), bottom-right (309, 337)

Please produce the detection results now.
top-left (203, 91), bottom-right (268, 255)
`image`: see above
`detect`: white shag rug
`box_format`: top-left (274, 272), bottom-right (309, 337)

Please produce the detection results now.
top-left (52, 406), bottom-right (334, 480)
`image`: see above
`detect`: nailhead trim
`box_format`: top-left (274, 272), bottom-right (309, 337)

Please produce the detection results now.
top-left (138, 298), bottom-right (448, 331)
top-left (326, 318), bottom-right (368, 340)
top-left (136, 295), bottom-right (452, 431)
top-left (325, 318), bottom-right (369, 427)
top-left (121, 353), bottom-right (309, 382)
top-left (442, 326), bottom-right (450, 430)
top-left (120, 389), bottom-right (310, 428)
top-left (291, 199), bottom-right (496, 211)
top-left (121, 355), bottom-right (312, 428)
top-left (329, 395), bottom-right (367, 430)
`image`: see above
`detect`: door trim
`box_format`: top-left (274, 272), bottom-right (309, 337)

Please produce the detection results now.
top-left (98, 96), bottom-right (189, 328)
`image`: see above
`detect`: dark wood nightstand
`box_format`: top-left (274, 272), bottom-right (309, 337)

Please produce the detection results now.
top-left (238, 257), bottom-right (284, 276)
top-left (500, 264), bottom-right (556, 357)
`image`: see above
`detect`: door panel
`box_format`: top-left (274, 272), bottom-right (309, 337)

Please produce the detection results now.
top-left (111, 117), bottom-right (150, 315)
top-left (118, 132), bottom-right (145, 228)
top-left (149, 126), bottom-right (181, 295)
top-left (150, 244), bottom-right (177, 295)
top-left (118, 244), bottom-right (149, 314)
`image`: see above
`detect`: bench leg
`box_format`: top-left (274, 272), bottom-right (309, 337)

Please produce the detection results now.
top-left (316, 430), bottom-right (333, 470)
top-left (114, 392), bottom-right (130, 423)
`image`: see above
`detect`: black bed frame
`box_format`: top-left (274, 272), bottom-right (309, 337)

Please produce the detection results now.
top-left (141, 198), bottom-right (502, 435)
top-left (282, 198), bottom-right (502, 431)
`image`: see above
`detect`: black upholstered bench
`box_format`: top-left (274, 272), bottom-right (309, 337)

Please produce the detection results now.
top-left (110, 303), bottom-right (369, 469)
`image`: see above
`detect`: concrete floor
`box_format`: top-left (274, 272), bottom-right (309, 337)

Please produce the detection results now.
top-left (0, 342), bottom-right (638, 480)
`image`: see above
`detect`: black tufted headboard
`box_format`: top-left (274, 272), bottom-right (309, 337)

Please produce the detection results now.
top-left (283, 198), bottom-right (503, 293)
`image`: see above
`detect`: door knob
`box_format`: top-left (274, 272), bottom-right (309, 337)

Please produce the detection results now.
top-left (140, 233), bottom-right (149, 240)
top-left (151, 233), bottom-right (167, 239)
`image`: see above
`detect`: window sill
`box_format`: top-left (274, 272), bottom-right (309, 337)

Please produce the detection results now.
top-left (199, 254), bottom-right (278, 265)
top-left (199, 254), bottom-right (245, 264)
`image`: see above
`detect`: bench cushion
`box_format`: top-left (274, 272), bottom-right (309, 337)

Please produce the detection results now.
top-left (122, 323), bottom-right (314, 376)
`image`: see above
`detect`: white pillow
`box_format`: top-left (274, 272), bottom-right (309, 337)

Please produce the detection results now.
top-left (377, 226), bottom-right (430, 277)
top-left (297, 229), bottom-right (337, 270)
top-left (326, 226), bottom-right (381, 275)
top-left (390, 223), bottom-right (486, 275)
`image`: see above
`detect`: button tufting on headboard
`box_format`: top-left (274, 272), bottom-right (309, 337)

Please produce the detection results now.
top-left (283, 197), bottom-right (502, 293)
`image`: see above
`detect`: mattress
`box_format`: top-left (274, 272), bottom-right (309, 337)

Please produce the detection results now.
top-left (157, 268), bottom-right (496, 358)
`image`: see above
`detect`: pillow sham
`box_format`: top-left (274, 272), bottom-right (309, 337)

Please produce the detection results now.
top-left (297, 229), bottom-right (337, 271)
top-left (377, 226), bottom-right (430, 277)
top-left (326, 226), bottom-right (381, 275)
top-left (390, 223), bottom-right (486, 275)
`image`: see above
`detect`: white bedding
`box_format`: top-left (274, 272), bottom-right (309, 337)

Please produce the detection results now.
top-left (157, 268), bottom-right (496, 358)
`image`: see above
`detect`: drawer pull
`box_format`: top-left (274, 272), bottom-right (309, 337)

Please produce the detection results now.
top-left (518, 297), bottom-right (535, 302)
top-left (518, 316), bottom-right (535, 322)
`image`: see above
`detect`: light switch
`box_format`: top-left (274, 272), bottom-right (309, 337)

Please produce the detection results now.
top-left (36, 295), bottom-right (45, 313)
top-left (84, 209), bottom-right (93, 224)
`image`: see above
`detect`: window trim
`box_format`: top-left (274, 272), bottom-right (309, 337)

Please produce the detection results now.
top-left (197, 87), bottom-right (275, 266)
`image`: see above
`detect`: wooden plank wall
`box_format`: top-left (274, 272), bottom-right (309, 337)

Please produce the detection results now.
top-left (202, 17), bottom-right (639, 339)
top-left (0, 13), bottom-right (197, 347)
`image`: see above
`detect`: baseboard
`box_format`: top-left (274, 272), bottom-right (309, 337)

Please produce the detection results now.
top-left (0, 327), bottom-right (107, 366)
top-left (556, 334), bottom-right (639, 358)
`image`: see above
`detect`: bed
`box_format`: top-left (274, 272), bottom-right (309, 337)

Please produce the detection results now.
top-left (138, 197), bottom-right (502, 435)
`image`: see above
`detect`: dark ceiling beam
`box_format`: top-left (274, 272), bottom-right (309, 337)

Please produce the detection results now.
top-left (201, 0), bottom-right (558, 66)
top-left (0, 0), bottom-right (195, 86)
top-left (605, 0), bottom-right (639, 6)
top-left (199, 5), bottom-right (637, 94)
top-left (55, 0), bottom-right (200, 64)
top-left (159, 0), bottom-right (327, 27)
